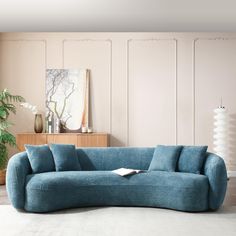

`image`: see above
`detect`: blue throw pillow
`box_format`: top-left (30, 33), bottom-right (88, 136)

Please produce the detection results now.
top-left (148, 145), bottom-right (183, 172)
top-left (25, 145), bottom-right (55, 174)
top-left (178, 146), bottom-right (208, 174)
top-left (50, 144), bottom-right (81, 171)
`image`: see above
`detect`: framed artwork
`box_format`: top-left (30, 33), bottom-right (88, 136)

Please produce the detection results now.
top-left (46, 69), bottom-right (89, 132)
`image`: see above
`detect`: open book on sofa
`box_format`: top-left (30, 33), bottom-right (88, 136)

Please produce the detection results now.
top-left (112, 168), bottom-right (144, 176)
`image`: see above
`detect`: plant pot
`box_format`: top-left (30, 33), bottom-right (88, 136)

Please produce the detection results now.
top-left (0, 169), bottom-right (6, 185)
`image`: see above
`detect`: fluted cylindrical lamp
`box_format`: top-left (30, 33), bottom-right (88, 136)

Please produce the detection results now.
top-left (213, 106), bottom-right (227, 161)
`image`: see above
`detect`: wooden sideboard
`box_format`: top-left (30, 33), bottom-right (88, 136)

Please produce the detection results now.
top-left (16, 133), bottom-right (109, 152)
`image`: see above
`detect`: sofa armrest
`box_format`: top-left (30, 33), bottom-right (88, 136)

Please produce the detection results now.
top-left (6, 152), bottom-right (31, 210)
top-left (203, 152), bottom-right (227, 210)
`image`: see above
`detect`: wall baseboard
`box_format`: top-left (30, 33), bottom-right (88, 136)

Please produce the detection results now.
top-left (227, 171), bottom-right (236, 177)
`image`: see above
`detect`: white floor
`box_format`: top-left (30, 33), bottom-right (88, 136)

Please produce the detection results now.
top-left (0, 205), bottom-right (236, 236)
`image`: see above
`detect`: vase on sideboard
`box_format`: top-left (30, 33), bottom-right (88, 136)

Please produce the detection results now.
top-left (34, 114), bottom-right (43, 133)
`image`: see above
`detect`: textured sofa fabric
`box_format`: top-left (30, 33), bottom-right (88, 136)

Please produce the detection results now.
top-left (76, 147), bottom-right (154, 170)
top-left (25, 145), bottom-right (55, 174)
top-left (178, 146), bottom-right (208, 174)
top-left (148, 145), bottom-right (183, 172)
top-left (25, 171), bottom-right (208, 212)
top-left (204, 153), bottom-right (228, 210)
top-left (6, 152), bottom-right (31, 209)
top-left (50, 144), bottom-right (81, 171)
top-left (6, 147), bottom-right (227, 213)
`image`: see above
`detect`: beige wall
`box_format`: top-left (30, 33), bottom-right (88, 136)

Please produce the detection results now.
top-left (0, 32), bottom-right (236, 171)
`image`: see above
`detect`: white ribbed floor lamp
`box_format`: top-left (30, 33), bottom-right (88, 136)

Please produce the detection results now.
top-left (213, 102), bottom-right (227, 162)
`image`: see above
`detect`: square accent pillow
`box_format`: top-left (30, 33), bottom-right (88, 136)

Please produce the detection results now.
top-left (178, 146), bottom-right (208, 174)
top-left (25, 144), bottom-right (55, 174)
top-left (148, 145), bottom-right (183, 172)
top-left (50, 144), bottom-right (81, 171)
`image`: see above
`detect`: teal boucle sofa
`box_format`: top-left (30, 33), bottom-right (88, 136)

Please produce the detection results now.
top-left (6, 147), bottom-right (227, 213)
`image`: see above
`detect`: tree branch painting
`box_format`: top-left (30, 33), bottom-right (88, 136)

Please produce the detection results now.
top-left (46, 69), bottom-right (89, 132)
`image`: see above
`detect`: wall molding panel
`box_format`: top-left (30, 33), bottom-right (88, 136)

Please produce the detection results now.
top-left (126, 38), bottom-right (178, 146)
top-left (0, 39), bottom-right (47, 67)
top-left (192, 37), bottom-right (236, 145)
top-left (0, 38), bottom-right (47, 157)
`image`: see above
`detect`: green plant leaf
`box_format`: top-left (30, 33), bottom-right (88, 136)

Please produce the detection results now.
top-left (0, 120), bottom-right (12, 130)
top-left (0, 144), bottom-right (8, 169)
top-left (3, 103), bottom-right (16, 114)
top-left (0, 107), bottom-right (7, 119)
top-left (0, 89), bottom-right (25, 103)
top-left (0, 89), bottom-right (24, 168)
top-left (0, 130), bottom-right (16, 147)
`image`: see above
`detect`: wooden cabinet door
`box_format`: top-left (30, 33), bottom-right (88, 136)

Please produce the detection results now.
top-left (47, 134), bottom-right (77, 145)
top-left (97, 134), bottom-right (109, 147)
top-left (77, 134), bottom-right (109, 147)
top-left (16, 134), bottom-right (47, 152)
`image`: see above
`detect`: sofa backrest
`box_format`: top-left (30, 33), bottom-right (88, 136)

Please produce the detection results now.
top-left (76, 147), bottom-right (155, 170)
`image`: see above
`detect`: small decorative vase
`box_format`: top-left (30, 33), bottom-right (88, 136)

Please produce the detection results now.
top-left (34, 114), bottom-right (43, 133)
top-left (54, 118), bottom-right (61, 133)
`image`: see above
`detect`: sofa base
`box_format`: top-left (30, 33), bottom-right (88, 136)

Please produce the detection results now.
top-left (24, 171), bottom-right (209, 213)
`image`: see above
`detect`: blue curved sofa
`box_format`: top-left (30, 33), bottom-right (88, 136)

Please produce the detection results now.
top-left (6, 147), bottom-right (227, 213)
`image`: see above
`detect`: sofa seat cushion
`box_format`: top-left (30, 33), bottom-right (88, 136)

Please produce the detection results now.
top-left (25, 171), bottom-right (209, 213)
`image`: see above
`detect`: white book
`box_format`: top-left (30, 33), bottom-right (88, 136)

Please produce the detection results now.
top-left (112, 168), bottom-right (144, 177)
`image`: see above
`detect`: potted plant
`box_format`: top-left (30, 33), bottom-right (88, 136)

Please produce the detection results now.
top-left (0, 89), bottom-right (25, 185)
